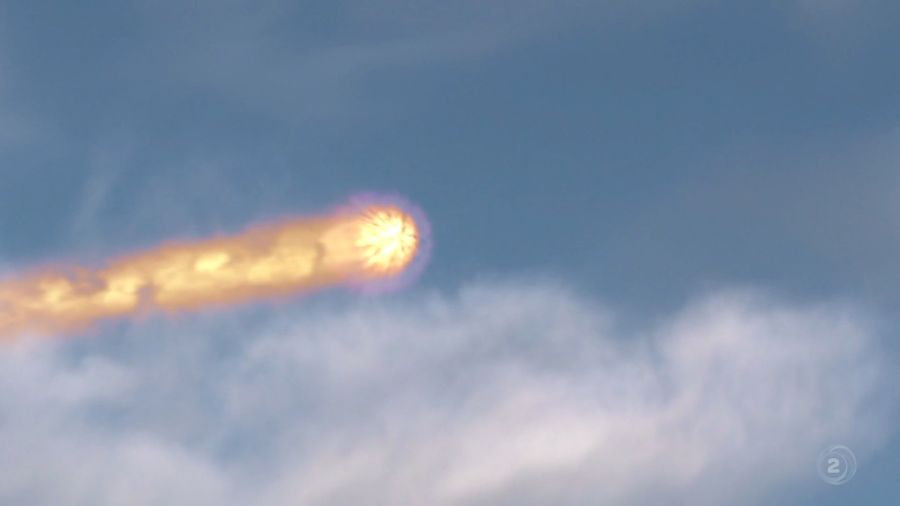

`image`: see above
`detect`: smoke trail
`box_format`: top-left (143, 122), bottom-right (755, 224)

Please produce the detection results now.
top-left (0, 196), bottom-right (430, 338)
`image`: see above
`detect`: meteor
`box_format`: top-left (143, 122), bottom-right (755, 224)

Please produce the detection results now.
top-left (0, 195), bottom-right (430, 338)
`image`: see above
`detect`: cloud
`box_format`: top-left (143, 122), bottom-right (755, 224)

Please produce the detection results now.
top-left (125, 0), bottom-right (685, 122)
top-left (0, 280), bottom-right (893, 505)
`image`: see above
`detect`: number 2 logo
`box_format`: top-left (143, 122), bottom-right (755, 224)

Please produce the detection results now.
top-left (818, 445), bottom-right (856, 485)
top-left (827, 457), bottom-right (841, 475)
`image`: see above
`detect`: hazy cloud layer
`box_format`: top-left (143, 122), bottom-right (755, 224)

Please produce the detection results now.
top-left (0, 281), bottom-right (891, 505)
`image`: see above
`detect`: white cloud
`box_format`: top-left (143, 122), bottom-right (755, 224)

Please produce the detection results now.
top-left (0, 281), bottom-right (893, 505)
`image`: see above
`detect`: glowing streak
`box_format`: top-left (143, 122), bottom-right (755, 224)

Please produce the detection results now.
top-left (0, 198), bottom-right (428, 338)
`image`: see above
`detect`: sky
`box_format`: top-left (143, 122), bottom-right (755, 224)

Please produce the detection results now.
top-left (0, 1), bottom-right (899, 505)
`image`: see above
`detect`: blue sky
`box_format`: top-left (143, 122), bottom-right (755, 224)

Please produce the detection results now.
top-left (0, 1), bottom-right (898, 505)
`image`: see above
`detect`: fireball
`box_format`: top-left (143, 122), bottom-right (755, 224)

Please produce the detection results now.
top-left (0, 196), bottom-right (430, 339)
top-left (355, 206), bottom-right (420, 276)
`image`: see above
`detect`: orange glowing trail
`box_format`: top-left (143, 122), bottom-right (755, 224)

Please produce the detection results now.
top-left (0, 200), bottom-right (426, 338)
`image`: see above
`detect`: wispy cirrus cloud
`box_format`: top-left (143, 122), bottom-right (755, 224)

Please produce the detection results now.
top-left (124, 0), bottom-right (692, 121)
